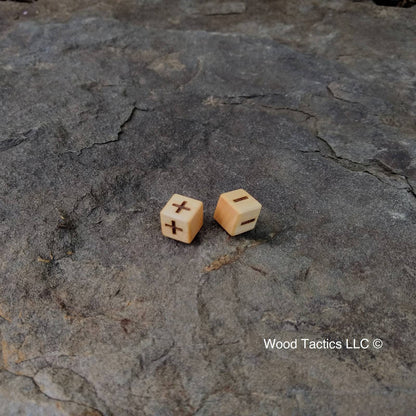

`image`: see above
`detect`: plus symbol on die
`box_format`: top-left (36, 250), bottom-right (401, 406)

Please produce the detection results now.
top-left (165, 220), bottom-right (183, 235)
top-left (172, 201), bottom-right (191, 213)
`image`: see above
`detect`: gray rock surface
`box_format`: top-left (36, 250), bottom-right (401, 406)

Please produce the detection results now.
top-left (0, 1), bottom-right (415, 415)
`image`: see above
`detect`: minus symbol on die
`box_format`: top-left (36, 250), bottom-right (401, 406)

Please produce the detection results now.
top-left (241, 218), bottom-right (255, 225)
top-left (233, 196), bottom-right (249, 202)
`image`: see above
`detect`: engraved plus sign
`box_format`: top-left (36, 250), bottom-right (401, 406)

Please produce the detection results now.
top-left (165, 220), bottom-right (183, 235)
top-left (172, 201), bottom-right (191, 213)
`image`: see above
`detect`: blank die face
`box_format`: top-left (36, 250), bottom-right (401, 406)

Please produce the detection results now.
top-left (160, 194), bottom-right (203, 243)
top-left (214, 189), bottom-right (262, 236)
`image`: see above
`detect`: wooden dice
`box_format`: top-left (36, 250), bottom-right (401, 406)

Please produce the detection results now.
top-left (160, 194), bottom-right (203, 243)
top-left (214, 189), bottom-right (262, 236)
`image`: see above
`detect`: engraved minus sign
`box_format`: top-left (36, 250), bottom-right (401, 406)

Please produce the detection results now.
top-left (241, 218), bottom-right (255, 225)
top-left (233, 196), bottom-right (249, 202)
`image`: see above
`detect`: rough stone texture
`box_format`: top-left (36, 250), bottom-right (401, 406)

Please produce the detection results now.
top-left (0, 1), bottom-right (415, 415)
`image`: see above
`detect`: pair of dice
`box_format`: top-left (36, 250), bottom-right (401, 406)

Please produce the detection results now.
top-left (160, 189), bottom-right (262, 243)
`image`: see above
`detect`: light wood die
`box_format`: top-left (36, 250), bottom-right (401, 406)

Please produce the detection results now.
top-left (160, 194), bottom-right (203, 243)
top-left (214, 189), bottom-right (262, 236)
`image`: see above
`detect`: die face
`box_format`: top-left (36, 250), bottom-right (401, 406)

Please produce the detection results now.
top-left (162, 194), bottom-right (202, 221)
top-left (221, 189), bottom-right (262, 215)
top-left (214, 189), bottom-right (262, 236)
top-left (232, 206), bottom-right (261, 235)
top-left (213, 196), bottom-right (236, 235)
top-left (161, 213), bottom-right (190, 243)
top-left (160, 194), bottom-right (203, 243)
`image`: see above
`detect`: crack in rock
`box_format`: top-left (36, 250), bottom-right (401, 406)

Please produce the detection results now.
top-left (1, 369), bottom-right (104, 415)
top-left (301, 135), bottom-right (416, 199)
top-left (77, 104), bottom-right (152, 156)
top-left (327, 84), bottom-right (362, 105)
top-left (204, 94), bottom-right (317, 121)
top-left (205, 94), bottom-right (414, 200)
